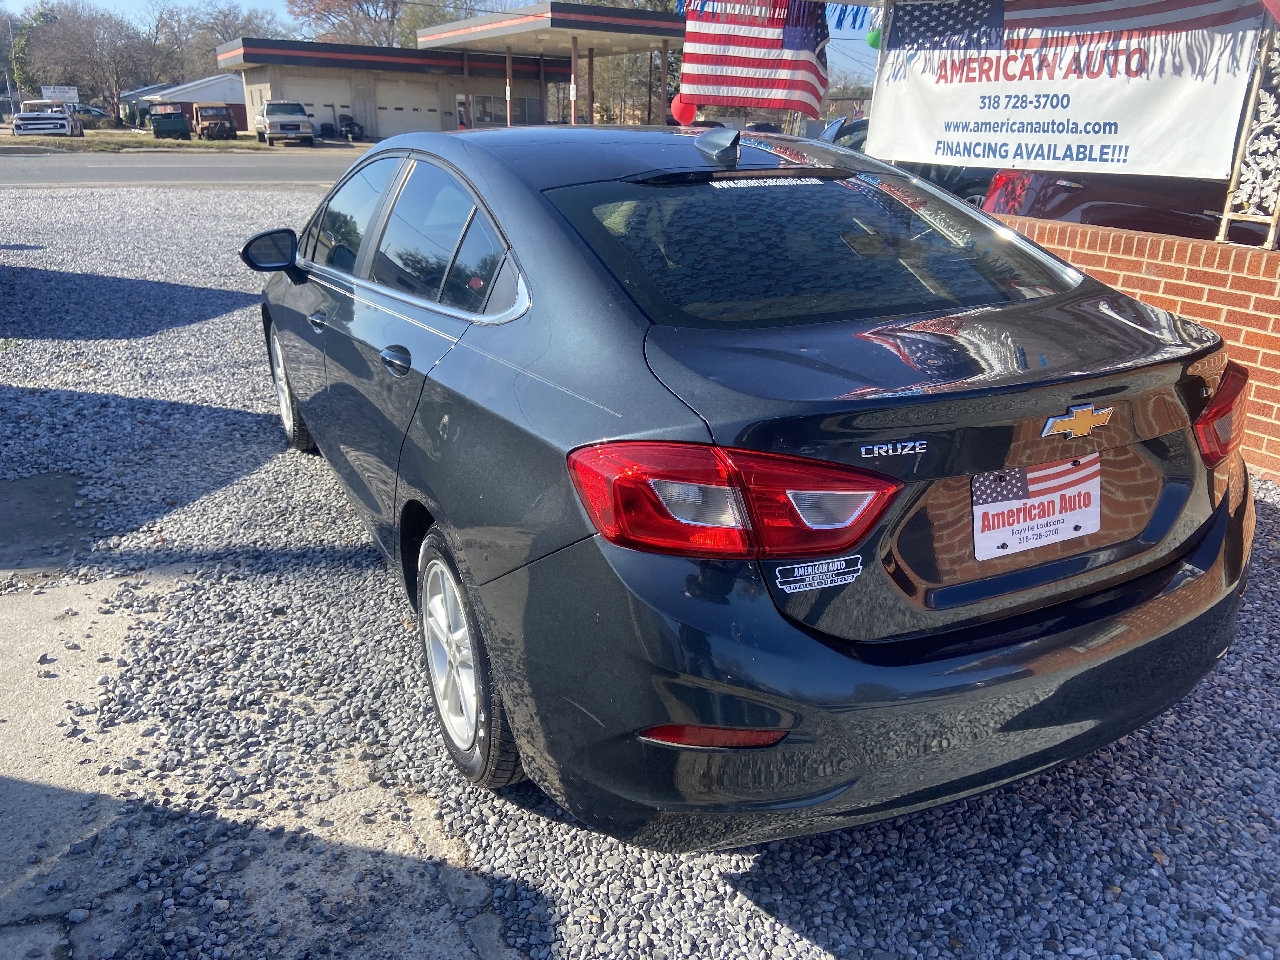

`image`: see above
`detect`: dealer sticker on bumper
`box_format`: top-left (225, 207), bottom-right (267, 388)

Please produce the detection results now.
top-left (775, 555), bottom-right (863, 593)
top-left (972, 454), bottom-right (1101, 561)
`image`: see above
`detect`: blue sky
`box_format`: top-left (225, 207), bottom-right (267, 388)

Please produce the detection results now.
top-left (826, 27), bottom-right (878, 82)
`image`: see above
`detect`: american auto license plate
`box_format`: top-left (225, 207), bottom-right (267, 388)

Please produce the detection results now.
top-left (972, 454), bottom-right (1101, 561)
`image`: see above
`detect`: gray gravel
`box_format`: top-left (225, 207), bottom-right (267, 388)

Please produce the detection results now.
top-left (2, 185), bottom-right (1279, 960)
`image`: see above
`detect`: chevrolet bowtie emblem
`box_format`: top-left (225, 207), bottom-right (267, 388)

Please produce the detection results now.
top-left (1042, 404), bottom-right (1114, 439)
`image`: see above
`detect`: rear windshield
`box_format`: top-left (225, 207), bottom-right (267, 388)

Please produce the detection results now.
top-left (548, 171), bottom-right (1077, 328)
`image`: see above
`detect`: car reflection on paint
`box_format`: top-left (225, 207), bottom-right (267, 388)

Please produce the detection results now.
top-left (240, 125), bottom-right (1253, 852)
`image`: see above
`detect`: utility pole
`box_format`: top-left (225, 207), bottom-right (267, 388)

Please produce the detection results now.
top-left (6, 18), bottom-right (19, 110)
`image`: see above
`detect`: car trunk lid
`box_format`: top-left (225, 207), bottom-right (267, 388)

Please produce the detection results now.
top-left (643, 289), bottom-right (1225, 646)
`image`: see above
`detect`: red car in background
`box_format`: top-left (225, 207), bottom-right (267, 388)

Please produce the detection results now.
top-left (982, 169), bottom-right (1267, 246)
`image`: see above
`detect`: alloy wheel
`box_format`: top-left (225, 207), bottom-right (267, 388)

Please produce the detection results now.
top-left (422, 558), bottom-right (478, 749)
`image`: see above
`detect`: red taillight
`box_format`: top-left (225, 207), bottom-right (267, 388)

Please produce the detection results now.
top-left (1194, 360), bottom-right (1250, 468)
top-left (982, 169), bottom-right (1032, 213)
top-left (567, 441), bottom-right (902, 560)
top-left (638, 724), bottom-right (788, 749)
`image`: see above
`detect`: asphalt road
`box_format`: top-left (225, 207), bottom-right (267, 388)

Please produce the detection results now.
top-left (0, 146), bottom-right (366, 187)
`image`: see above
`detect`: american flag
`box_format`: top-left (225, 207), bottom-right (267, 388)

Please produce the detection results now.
top-left (972, 453), bottom-right (1100, 507)
top-left (887, 0), bottom-right (1264, 50)
top-left (680, 0), bottom-right (829, 118)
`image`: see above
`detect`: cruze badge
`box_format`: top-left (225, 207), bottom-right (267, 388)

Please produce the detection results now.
top-left (860, 440), bottom-right (927, 458)
top-left (1042, 404), bottom-right (1113, 439)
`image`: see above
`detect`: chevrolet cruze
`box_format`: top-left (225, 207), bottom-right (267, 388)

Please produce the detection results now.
top-left (241, 126), bottom-right (1254, 852)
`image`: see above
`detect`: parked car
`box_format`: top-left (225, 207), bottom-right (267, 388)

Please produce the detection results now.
top-left (981, 168), bottom-right (1268, 245)
top-left (71, 104), bottom-right (110, 120)
top-left (11, 99), bottom-right (83, 137)
top-left (822, 116), bottom-right (997, 205)
top-left (192, 102), bottom-right (238, 141)
top-left (148, 102), bottom-right (190, 140)
top-left (240, 126), bottom-right (1253, 852)
top-left (254, 100), bottom-right (316, 146)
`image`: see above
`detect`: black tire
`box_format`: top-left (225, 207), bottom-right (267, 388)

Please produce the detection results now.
top-left (266, 137), bottom-right (274, 147)
top-left (257, 131), bottom-right (265, 143)
top-left (304, 136), bottom-right (315, 147)
top-left (417, 530), bottom-right (523, 788)
top-left (267, 325), bottom-right (315, 452)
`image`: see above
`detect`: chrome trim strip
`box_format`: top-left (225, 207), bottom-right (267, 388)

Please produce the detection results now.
top-left (303, 268), bottom-right (531, 341)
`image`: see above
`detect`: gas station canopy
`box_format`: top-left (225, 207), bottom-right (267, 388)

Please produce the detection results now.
top-left (416, 1), bottom-right (685, 58)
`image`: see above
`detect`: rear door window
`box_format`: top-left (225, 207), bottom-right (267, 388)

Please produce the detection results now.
top-left (440, 216), bottom-right (506, 313)
top-left (370, 160), bottom-right (477, 302)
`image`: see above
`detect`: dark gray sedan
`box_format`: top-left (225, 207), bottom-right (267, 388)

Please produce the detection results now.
top-left (241, 126), bottom-right (1253, 852)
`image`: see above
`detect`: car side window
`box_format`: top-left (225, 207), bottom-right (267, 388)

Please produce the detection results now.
top-left (441, 215), bottom-right (506, 313)
top-left (370, 160), bottom-right (481, 303)
top-left (300, 208), bottom-right (324, 262)
top-left (310, 157), bottom-right (400, 274)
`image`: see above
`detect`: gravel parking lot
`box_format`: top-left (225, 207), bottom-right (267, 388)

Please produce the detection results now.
top-left (1, 185), bottom-right (1278, 960)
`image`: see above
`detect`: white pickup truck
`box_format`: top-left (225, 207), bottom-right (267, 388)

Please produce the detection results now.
top-left (253, 101), bottom-right (316, 146)
top-left (11, 100), bottom-right (84, 137)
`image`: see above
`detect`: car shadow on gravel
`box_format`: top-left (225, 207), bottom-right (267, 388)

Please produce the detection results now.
top-left (0, 383), bottom-right (392, 583)
top-left (0, 267), bottom-right (258, 340)
top-left (0, 385), bottom-right (284, 549)
top-left (0, 774), bottom-right (555, 960)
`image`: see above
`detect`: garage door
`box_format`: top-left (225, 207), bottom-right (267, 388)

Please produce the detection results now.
top-left (283, 79), bottom-right (354, 131)
top-left (374, 79), bottom-right (440, 138)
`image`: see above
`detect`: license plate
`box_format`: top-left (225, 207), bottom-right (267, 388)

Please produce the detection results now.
top-left (972, 454), bottom-right (1101, 561)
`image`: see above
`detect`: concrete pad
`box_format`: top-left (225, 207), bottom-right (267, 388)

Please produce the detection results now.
top-left (0, 473), bottom-right (93, 573)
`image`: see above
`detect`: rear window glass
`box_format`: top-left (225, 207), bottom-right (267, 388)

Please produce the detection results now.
top-left (548, 172), bottom-right (1076, 328)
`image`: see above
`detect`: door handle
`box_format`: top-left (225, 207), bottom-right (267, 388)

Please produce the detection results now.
top-left (380, 345), bottom-right (412, 378)
top-left (307, 311), bottom-right (328, 332)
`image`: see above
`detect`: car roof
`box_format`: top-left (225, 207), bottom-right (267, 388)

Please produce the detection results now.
top-left (371, 125), bottom-right (889, 193)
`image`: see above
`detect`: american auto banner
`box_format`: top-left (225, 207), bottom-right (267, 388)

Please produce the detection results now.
top-left (865, 0), bottom-right (1266, 178)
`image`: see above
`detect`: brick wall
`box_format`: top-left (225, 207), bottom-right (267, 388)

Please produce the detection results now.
top-left (1000, 216), bottom-right (1280, 481)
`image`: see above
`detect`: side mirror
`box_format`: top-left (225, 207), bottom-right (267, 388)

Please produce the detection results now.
top-left (241, 228), bottom-right (306, 283)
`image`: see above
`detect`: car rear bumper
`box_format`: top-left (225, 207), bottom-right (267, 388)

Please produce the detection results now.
top-left (476, 472), bottom-right (1252, 853)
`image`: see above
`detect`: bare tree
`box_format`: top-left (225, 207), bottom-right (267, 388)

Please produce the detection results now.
top-left (286, 0), bottom-right (407, 46)
top-left (197, 1), bottom-right (292, 43)
top-left (21, 1), bottom-right (149, 112)
top-left (143, 2), bottom-right (293, 79)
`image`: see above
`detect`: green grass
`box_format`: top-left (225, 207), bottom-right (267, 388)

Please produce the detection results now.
top-left (0, 127), bottom-right (369, 154)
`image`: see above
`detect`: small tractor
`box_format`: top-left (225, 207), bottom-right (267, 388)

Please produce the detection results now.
top-left (193, 103), bottom-right (238, 141)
